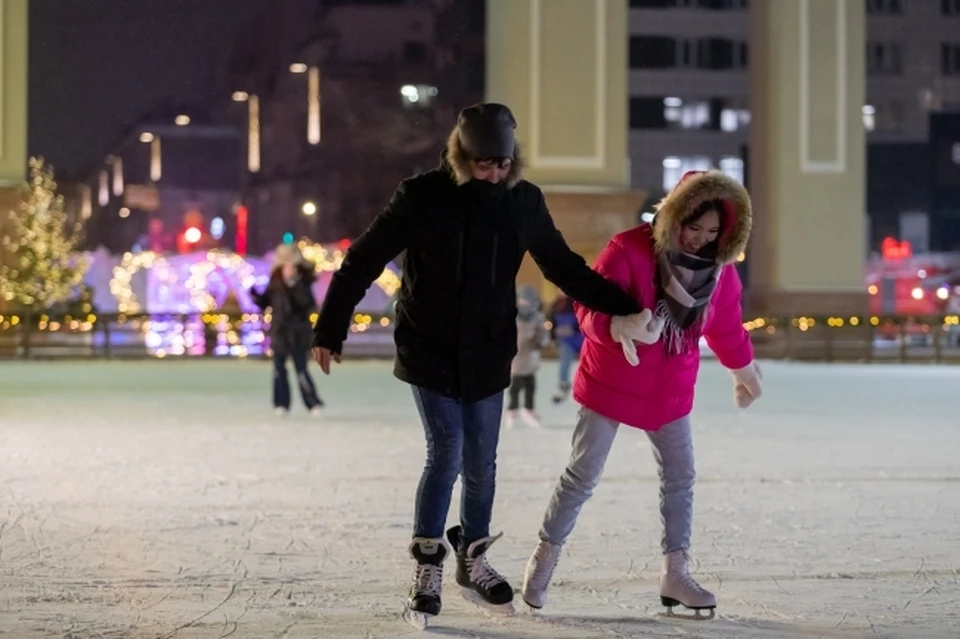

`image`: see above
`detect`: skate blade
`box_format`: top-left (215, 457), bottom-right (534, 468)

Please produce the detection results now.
top-left (402, 607), bottom-right (433, 630)
top-left (460, 588), bottom-right (516, 616)
top-left (660, 606), bottom-right (716, 621)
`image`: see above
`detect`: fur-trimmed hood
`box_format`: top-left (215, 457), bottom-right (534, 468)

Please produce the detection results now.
top-left (652, 170), bottom-right (752, 265)
top-left (444, 126), bottom-right (525, 188)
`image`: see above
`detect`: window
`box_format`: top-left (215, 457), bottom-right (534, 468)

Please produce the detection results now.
top-left (631, 96), bottom-right (750, 131)
top-left (862, 101), bottom-right (904, 133)
top-left (664, 97), bottom-right (711, 129)
top-left (696, 38), bottom-right (748, 70)
top-left (942, 43), bottom-right (960, 75)
top-left (862, 105), bottom-right (876, 132)
top-left (720, 107), bottom-right (750, 132)
top-left (719, 157), bottom-right (744, 184)
top-left (867, 0), bottom-right (903, 14)
top-left (866, 42), bottom-right (903, 75)
top-left (630, 36), bottom-right (678, 69)
top-left (630, 97), bottom-right (667, 129)
top-left (695, 0), bottom-right (748, 8)
top-left (662, 156), bottom-right (712, 191)
top-left (943, 0), bottom-right (960, 16)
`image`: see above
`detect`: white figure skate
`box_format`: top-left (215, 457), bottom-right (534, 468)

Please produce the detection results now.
top-left (660, 550), bottom-right (716, 620)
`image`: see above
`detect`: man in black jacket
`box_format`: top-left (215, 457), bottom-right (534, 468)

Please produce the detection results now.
top-left (312, 103), bottom-right (645, 620)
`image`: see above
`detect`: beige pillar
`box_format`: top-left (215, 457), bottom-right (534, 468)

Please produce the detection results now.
top-left (486, 0), bottom-right (645, 298)
top-left (748, 0), bottom-right (867, 315)
top-left (0, 0), bottom-right (28, 311)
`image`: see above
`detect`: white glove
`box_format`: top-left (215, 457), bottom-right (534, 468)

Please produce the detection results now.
top-left (731, 361), bottom-right (762, 408)
top-left (610, 309), bottom-right (665, 366)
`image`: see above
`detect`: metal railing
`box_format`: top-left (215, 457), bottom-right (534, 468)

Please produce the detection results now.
top-left (1, 311), bottom-right (959, 363)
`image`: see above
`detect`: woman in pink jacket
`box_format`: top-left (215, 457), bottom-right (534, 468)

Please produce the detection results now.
top-left (521, 170), bottom-right (762, 618)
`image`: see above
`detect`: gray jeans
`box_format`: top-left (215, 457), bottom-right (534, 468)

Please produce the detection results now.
top-left (539, 407), bottom-right (695, 553)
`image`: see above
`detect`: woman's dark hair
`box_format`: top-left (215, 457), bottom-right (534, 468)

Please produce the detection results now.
top-left (681, 198), bottom-right (727, 259)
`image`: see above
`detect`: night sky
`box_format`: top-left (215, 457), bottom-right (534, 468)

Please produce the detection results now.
top-left (28, 0), bottom-right (270, 179)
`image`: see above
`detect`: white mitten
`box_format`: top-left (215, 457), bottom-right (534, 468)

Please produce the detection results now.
top-left (731, 361), bottom-right (762, 408)
top-left (610, 309), bottom-right (664, 366)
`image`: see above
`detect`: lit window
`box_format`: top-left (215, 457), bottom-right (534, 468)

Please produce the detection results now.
top-left (719, 156), bottom-right (744, 184)
top-left (663, 98), bottom-right (710, 130)
top-left (862, 104), bottom-right (876, 132)
top-left (662, 156), bottom-right (712, 191)
top-left (720, 108), bottom-right (750, 132)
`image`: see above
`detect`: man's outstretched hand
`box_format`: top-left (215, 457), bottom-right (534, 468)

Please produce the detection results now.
top-left (311, 347), bottom-right (342, 375)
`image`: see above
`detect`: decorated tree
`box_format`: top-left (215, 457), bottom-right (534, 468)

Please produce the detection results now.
top-left (0, 158), bottom-right (88, 310)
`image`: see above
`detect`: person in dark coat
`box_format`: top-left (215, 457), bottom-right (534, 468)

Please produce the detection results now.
top-left (251, 244), bottom-right (323, 416)
top-left (311, 103), bottom-right (652, 620)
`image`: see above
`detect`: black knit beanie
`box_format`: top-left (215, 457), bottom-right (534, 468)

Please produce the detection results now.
top-left (457, 103), bottom-right (517, 160)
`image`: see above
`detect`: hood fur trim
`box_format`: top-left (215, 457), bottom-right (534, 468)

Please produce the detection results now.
top-left (445, 126), bottom-right (525, 188)
top-left (652, 170), bottom-right (752, 265)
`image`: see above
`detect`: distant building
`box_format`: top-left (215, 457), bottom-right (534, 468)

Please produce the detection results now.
top-left (226, 0), bottom-right (484, 252)
top-left (75, 106), bottom-right (243, 255)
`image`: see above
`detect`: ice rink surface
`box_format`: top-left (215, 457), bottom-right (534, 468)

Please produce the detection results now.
top-left (1, 358), bottom-right (958, 638)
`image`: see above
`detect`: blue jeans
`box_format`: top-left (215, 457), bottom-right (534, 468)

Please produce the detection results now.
top-left (411, 386), bottom-right (504, 546)
top-left (558, 341), bottom-right (578, 386)
top-left (273, 349), bottom-right (321, 409)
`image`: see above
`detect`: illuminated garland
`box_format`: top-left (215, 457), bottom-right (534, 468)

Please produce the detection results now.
top-left (108, 242), bottom-right (401, 316)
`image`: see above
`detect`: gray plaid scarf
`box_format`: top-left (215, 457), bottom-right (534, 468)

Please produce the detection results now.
top-left (655, 250), bottom-right (721, 355)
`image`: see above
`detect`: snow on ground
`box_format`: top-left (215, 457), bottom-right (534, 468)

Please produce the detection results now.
top-left (0, 358), bottom-right (958, 639)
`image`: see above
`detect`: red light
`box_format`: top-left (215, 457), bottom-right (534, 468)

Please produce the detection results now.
top-left (236, 205), bottom-right (248, 255)
top-left (338, 237), bottom-right (352, 250)
top-left (881, 237), bottom-right (911, 261)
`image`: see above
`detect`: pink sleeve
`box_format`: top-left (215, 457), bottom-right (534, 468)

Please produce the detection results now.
top-left (574, 239), bottom-right (636, 346)
top-left (704, 265), bottom-right (754, 369)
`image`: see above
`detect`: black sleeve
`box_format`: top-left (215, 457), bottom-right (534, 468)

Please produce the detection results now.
top-left (312, 183), bottom-right (412, 353)
top-left (526, 190), bottom-right (640, 317)
top-left (250, 287), bottom-right (270, 311)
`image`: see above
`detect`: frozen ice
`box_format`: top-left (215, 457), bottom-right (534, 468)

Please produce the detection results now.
top-left (0, 359), bottom-right (958, 638)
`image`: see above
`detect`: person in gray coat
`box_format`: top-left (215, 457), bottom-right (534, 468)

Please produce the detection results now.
top-left (506, 285), bottom-right (549, 428)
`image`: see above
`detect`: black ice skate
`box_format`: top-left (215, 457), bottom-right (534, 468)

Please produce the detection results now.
top-left (402, 537), bottom-right (448, 629)
top-left (446, 525), bottom-right (515, 615)
top-left (551, 382), bottom-right (571, 404)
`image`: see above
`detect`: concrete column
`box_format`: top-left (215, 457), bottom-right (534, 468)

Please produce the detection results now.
top-left (0, 0), bottom-right (28, 308)
top-left (0, 0), bottom-right (26, 186)
top-left (487, 0), bottom-right (629, 187)
top-left (486, 0), bottom-right (645, 296)
top-left (748, 0), bottom-right (867, 315)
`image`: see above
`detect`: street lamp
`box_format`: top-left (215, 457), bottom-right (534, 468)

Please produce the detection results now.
top-left (302, 201), bottom-right (317, 216)
top-left (307, 66), bottom-right (321, 145)
top-left (231, 90), bottom-right (260, 172)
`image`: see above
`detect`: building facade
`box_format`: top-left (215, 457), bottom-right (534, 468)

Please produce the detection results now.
top-left (228, 0), bottom-right (484, 254)
top-left (627, 0), bottom-right (960, 251)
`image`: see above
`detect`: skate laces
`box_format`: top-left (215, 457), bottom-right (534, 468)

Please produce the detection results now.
top-left (529, 541), bottom-right (562, 590)
top-left (465, 532), bottom-right (507, 590)
top-left (413, 563), bottom-right (444, 597)
top-left (467, 553), bottom-right (507, 590)
top-left (668, 550), bottom-right (707, 594)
